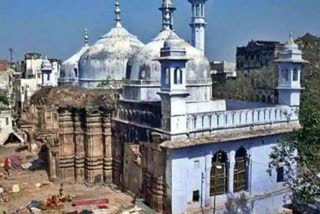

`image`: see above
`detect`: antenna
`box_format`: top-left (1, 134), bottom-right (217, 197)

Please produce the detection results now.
top-left (9, 48), bottom-right (14, 65)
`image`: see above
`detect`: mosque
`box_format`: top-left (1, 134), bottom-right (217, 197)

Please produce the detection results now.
top-left (30, 0), bottom-right (306, 213)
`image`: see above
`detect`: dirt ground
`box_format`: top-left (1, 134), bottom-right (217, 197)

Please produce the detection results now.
top-left (0, 145), bottom-right (134, 214)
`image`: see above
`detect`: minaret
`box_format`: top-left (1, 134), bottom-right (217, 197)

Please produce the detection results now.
top-left (275, 33), bottom-right (307, 106)
top-left (114, 0), bottom-right (122, 27)
top-left (157, 33), bottom-right (190, 140)
top-left (188, 0), bottom-right (208, 53)
top-left (159, 0), bottom-right (176, 31)
top-left (84, 28), bottom-right (89, 46)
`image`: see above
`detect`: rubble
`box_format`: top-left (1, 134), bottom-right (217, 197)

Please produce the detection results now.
top-left (0, 129), bottom-right (133, 214)
top-left (12, 184), bottom-right (20, 193)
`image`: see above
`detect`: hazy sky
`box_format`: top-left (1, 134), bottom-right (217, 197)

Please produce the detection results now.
top-left (0, 0), bottom-right (319, 62)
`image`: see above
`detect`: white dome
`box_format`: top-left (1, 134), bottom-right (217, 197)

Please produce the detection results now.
top-left (60, 45), bottom-right (89, 85)
top-left (127, 29), bottom-right (211, 84)
top-left (78, 25), bottom-right (144, 88)
top-left (123, 30), bottom-right (212, 102)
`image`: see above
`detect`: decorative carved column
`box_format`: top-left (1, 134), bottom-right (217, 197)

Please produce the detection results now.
top-left (150, 143), bottom-right (166, 213)
top-left (74, 109), bottom-right (85, 182)
top-left (228, 150), bottom-right (236, 193)
top-left (84, 109), bottom-right (104, 184)
top-left (102, 113), bottom-right (113, 184)
top-left (112, 124), bottom-right (124, 187)
top-left (59, 108), bottom-right (75, 182)
top-left (141, 133), bottom-right (166, 213)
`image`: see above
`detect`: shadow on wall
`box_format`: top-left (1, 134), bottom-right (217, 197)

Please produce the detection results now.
top-left (28, 144), bottom-right (48, 172)
top-left (224, 193), bottom-right (252, 214)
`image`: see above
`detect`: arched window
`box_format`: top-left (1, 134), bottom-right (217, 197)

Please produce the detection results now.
top-left (282, 68), bottom-right (289, 81)
top-left (210, 151), bottom-right (228, 196)
top-left (174, 68), bottom-right (183, 84)
top-left (293, 68), bottom-right (298, 81)
top-left (234, 147), bottom-right (248, 192)
top-left (196, 4), bottom-right (200, 16)
top-left (165, 68), bottom-right (169, 85)
top-left (74, 68), bottom-right (78, 77)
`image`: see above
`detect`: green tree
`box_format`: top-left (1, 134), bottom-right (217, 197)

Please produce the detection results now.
top-left (0, 90), bottom-right (9, 106)
top-left (269, 78), bottom-right (320, 211)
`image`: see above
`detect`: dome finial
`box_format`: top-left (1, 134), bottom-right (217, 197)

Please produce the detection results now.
top-left (84, 28), bottom-right (89, 45)
top-left (159, 0), bottom-right (176, 31)
top-left (115, 0), bottom-right (122, 27)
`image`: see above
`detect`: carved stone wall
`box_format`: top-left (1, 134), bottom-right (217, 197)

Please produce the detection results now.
top-left (56, 108), bottom-right (113, 184)
top-left (59, 109), bottom-right (75, 182)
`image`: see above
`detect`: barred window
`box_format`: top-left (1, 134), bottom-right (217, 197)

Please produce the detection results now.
top-left (210, 151), bottom-right (228, 196)
top-left (234, 147), bottom-right (248, 192)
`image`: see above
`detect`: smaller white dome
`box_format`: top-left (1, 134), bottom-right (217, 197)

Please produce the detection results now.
top-left (60, 45), bottom-right (89, 85)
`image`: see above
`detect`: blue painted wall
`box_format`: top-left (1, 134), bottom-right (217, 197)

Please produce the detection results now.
top-left (166, 134), bottom-right (290, 214)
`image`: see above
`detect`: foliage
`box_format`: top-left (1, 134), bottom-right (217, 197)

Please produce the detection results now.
top-left (0, 90), bottom-right (9, 106)
top-left (213, 65), bottom-right (277, 101)
top-left (268, 33), bottom-right (320, 211)
top-left (269, 79), bottom-right (320, 209)
top-left (97, 76), bottom-right (112, 88)
top-left (97, 76), bottom-right (129, 89)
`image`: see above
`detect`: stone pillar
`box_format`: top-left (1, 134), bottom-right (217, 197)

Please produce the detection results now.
top-left (48, 149), bottom-right (57, 181)
top-left (228, 150), bottom-right (236, 193)
top-left (59, 109), bottom-right (75, 182)
top-left (150, 150), bottom-right (166, 212)
top-left (112, 127), bottom-right (124, 187)
top-left (74, 110), bottom-right (85, 182)
top-left (102, 114), bottom-right (113, 184)
top-left (142, 137), bottom-right (166, 213)
top-left (85, 110), bottom-right (104, 184)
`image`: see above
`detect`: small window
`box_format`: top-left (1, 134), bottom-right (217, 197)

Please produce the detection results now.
top-left (47, 74), bottom-right (50, 81)
top-left (74, 68), bottom-right (78, 77)
top-left (174, 68), bottom-right (183, 84)
top-left (194, 160), bottom-right (200, 169)
top-left (282, 69), bottom-right (289, 82)
top-left (293, 68), bottom-right (298, 81)
top-left (165, 68), bottom-right (169, 85)
top-left (196, 4), bottom-right (200, 16)
top-left (192, 190), bottom-right (200, 202)
top-left (277, 167), bottom-right (284, 182)
top-left (5, 118), bottom-right (9, 126)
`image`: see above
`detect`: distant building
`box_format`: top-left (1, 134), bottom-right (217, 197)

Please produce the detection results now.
top-left (211, 61), bottom-right (237, 82)
top-left (0, 107), bottom-right (23, 145)
top-left (13, 53), bottom-right (61, 113)
top-left (24, 52), bottom-right (42, 81)
top-left (0, 60), bottom-right (8, 72)
top-left (14, 78), bottom-right (38, 113)
top-left (236, 40), bottom-right (283, 73)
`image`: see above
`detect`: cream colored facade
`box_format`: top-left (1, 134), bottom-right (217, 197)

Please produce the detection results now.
top-left (0, 109), bottom-right (13, 145)
top-left (25, 53), bottom-right (42, 85)
top-left (14, 78), bottom-right (39, 113)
